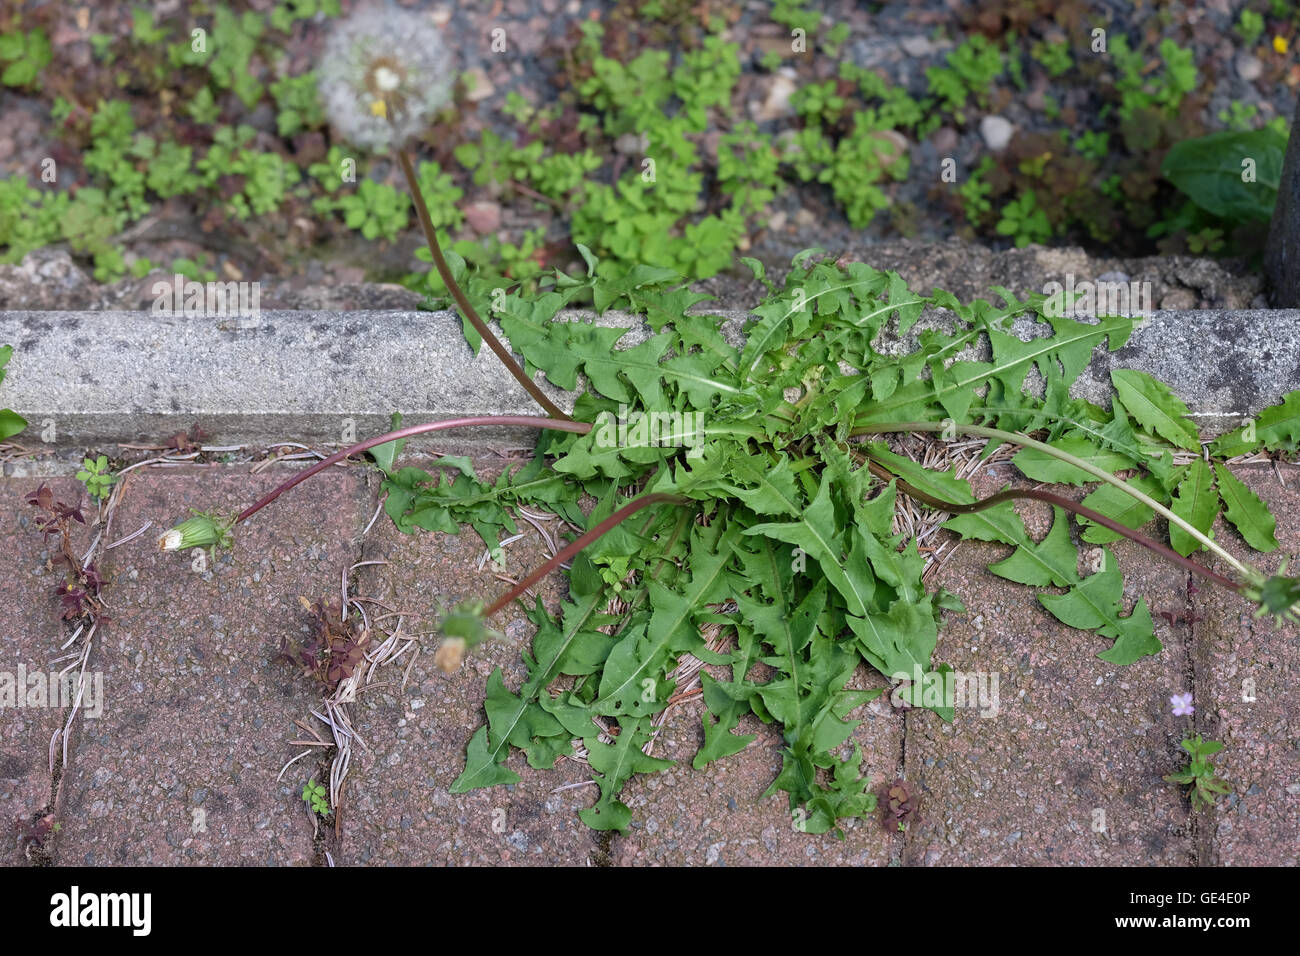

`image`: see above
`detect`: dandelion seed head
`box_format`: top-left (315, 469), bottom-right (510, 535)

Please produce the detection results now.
top-left (372, 64), bottom-right (402, 92)
top-left (318, 4), bottom-right (454, 150)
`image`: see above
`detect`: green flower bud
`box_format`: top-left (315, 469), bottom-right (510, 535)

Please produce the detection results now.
top-left (1241, 559), bottom-right (1300, 626)
top-left (434, 600), bottom-right (500, 673)
top-left (158, 511), bottom-right (234, 552)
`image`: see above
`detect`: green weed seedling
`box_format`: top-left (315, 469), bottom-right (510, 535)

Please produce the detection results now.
top-left (0, 26), bottom-right (51, 88)
top-left (996, 189), bottom-right (1053, 246)
top-left (76, 456), bottom-right (116, 503)
top-left (1164, 735), bottom-right (1232, 810)
top-left (302, 779), bottom-right (330, 817)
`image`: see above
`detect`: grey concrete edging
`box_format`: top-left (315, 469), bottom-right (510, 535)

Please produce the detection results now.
top-left (0, 307), bottom-right (1296, 453)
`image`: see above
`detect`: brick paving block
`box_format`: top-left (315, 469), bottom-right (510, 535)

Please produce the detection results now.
top-left (905, 468), bottom-right (1194, 864)
top-left (341, 461), bottom-right (600, 865)
top-left (1191, 464), bottom-right (1300, 866)
top-left (53, 464), bottom-right (371, 865)
top-left (0, 478), bottom-right (89, 865)
top-left (608, 670), bottom-right (902, 866)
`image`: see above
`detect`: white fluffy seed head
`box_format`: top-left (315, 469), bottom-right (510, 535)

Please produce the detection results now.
top-left (318, 4), bottom-right (454, 150)
top-left (372, 65), bottom-right (402, 92)
top-left (159, 529), bottom-right (184, 552)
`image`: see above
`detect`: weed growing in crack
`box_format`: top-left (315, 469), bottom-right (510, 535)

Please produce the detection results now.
top-left (282, 596), bottom-right (370, 694)
top-left (1165, 734), bottom-right (1232, 811)
top-left (153, 7), bottom-right (1300, 837)
top-left (75, 455), bottom-right (116, 503)
top-left (14, 810), bottom-right (58, 862)
top-left (302, 779), bottom-right (331, 818)
top-left (26, 484), bottom-right (106, 625)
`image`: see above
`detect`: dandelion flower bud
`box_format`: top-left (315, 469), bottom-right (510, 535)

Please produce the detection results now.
top-left (318, 5), bottom-right (455, 150)
top-left (434, 599), bottom-right (500, 673)
top-left (1246, 561), bottom-right (1300, 626)
top-left (158, 511), bottom-right (233, 552)
top-left (434, 636), bottom-right (467, 674)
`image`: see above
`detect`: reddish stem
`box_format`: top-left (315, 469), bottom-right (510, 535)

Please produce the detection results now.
top-left (236, 416), bottom-right (591, 525)
top-left (395, 150), bottom-right (572, 422)
top-left (484, 492), bottom-right (690, 618)
top-left (864, 459), bottom-right (1242, 594)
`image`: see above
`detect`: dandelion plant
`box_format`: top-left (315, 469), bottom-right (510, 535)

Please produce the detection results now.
top-left (159, 7), bottom-right (1300, 835)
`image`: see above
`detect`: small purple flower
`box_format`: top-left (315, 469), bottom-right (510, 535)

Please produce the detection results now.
top-left (1170, 693), bottom-right (1194, 717)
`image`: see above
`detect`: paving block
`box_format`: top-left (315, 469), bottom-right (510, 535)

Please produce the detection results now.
top-left (904, 467), bottom-right (1195, 864)
top-left (0, 478), bottom-right (90, 864)
top-left (1190, 464), bottom-right (1300, 866)
top-left (341, 461), bottom-right (601, 865)
top-left (53, 464), bottom-right (371, 864)
top-left (607, 671), bottom-right (903, 866)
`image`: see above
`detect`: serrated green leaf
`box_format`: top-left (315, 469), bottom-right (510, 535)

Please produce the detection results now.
top-left (862, 314), bottom-right (1132, 425)
top-left (1077, 474), bottom-right (1164, 543)
top-left (848, 597), bottom-right (939, 684)
top-left (1069, 393), bottom-right (1174, 487)
top-left (1110, 369), bottom-right (1200, 450)
top-left (987, 505), bottom-right (1078, 587)
top-left (1212, 390), bottom-right (1300, 455)
top-left (1169, 459), bottom-right (1218, 556)
top-left (1013, 435), bottom-right (1134, 485)
top-left (593, 524), bottom-right (738, 715)
top-left (1096, 598), bottom-right (1160, 665)
top-left (579, 715), bottom-right (673, 832)
top-left (451, 725), bottom-right (521, 792)
top-left (744, 473), bottom-right (874, 616)
top-left (942, 498), bottom-right (1028, 545)
top-left (716, 452), bottom-right (805, 517)
top-left (1213, 463), bottom-right (1278, 552)
top-left (694, 669), bottom-right (757, 768)
top-left (1027, 540), bottom-right (1161, 664)
top-left (867, 443), bottom-right (975, 505)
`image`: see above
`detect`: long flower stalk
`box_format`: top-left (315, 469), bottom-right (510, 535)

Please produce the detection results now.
top-left (483, 492), bottom-right (689, 618)
top-left (393, 149), bottom-right (572, 422)
top-left (236, 416), bottom-right (591, 525)
top-left (853, 420), bottom-right (1261, 584)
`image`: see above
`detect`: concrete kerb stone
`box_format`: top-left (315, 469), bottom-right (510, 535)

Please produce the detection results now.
top-left (1, 308), bottom-right (1297, 453)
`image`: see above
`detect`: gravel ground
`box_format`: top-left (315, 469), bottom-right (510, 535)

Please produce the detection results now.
top-left (1, 0), bottom-right (1295, 301)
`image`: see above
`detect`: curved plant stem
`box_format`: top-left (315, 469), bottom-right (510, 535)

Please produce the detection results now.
top-left (394, 149), bottom-right (572, 422)
top-left (236, 416), bottom-right (591, 525)
top-left (484, 492), bottom-right (690, 618)
top-left (863, 458), bottom-right (1242, 593)
top-left (853, 420), bottom-right (1259, 583)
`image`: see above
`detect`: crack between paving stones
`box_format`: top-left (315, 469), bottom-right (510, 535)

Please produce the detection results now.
top-left (37, 620), bottom-right (94, 866)
top-left (895, 706), bottom-right (910, 866)
top-left (308, 753), bottom-right (336, 867)
top-left (591, 831), bottom-right (614, 867)
top-left (1186, 568), bottom-right (1216, 867)
top-left (17, 637), bottom-right (80, 865)
top-left (307, 472), bottom-right (384, 867)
